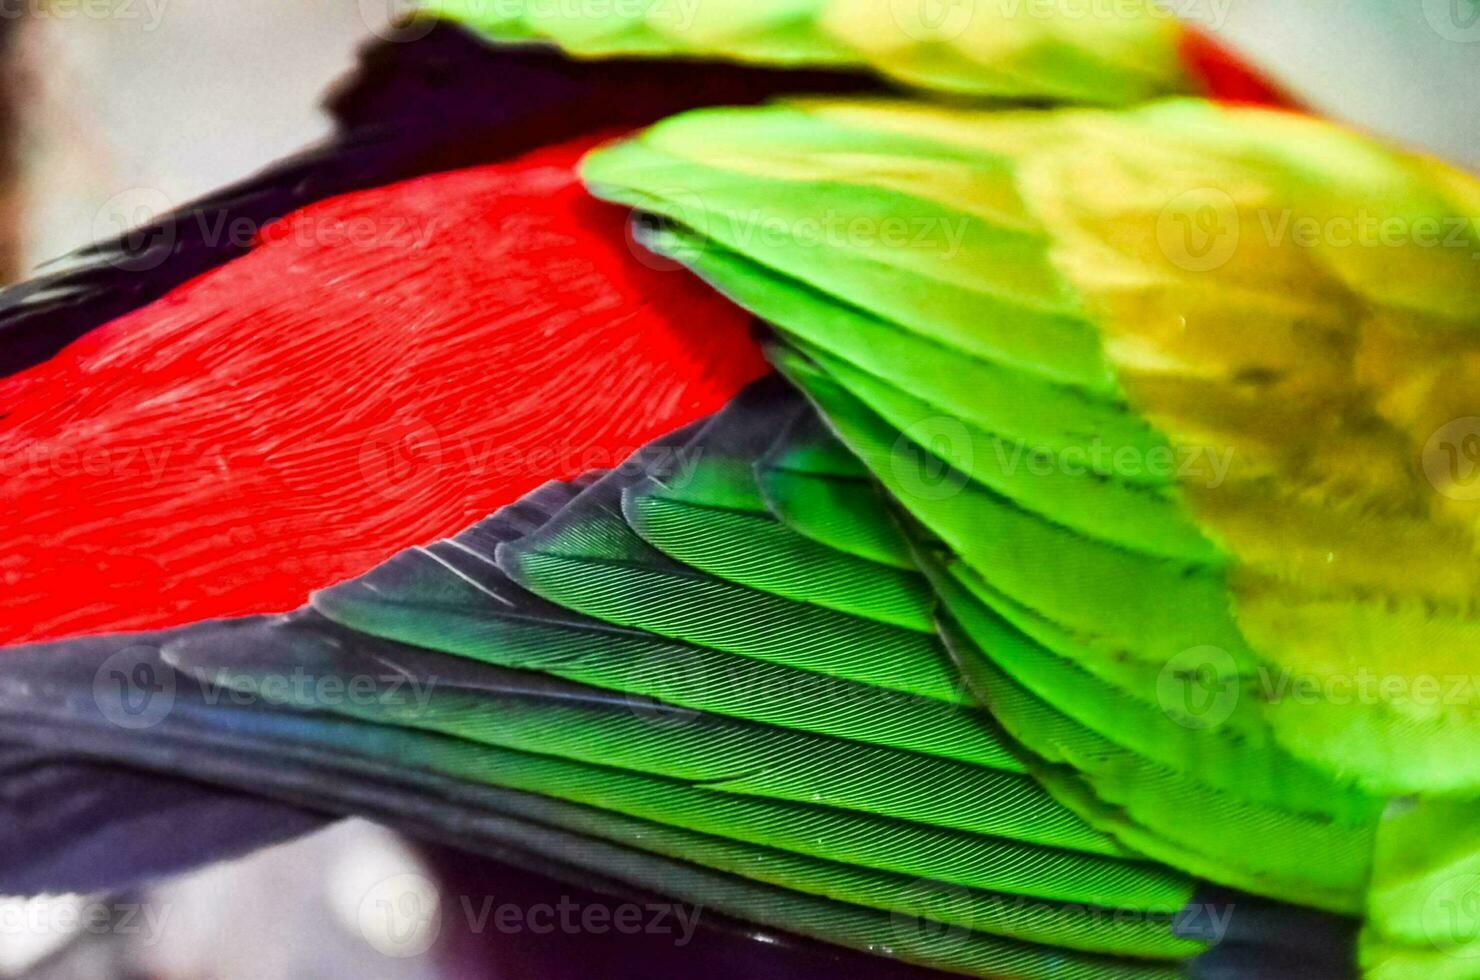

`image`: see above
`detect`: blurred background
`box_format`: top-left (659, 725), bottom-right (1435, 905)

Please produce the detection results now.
top-left (0, 0), bottom-right (1475, 976)
top-left (0, 3), bottom-right (385, 284)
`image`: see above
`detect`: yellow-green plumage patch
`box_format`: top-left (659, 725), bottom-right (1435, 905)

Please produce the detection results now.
top-left (582, 94), bottom-right (1480, 800)
top-left (582, 95), bottom-right (1480, 976)
top-left (422, 0), bottom-right (1191, 104)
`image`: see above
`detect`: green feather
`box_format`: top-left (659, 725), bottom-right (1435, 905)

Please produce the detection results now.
top-left (499, 493), bottom-right (967, 703)
top-left (5, 638), bottom-right (1193, 975)
top-left (645, 222), bottom-right (1169, 486)
top-left (316, 545), bottom-right (1006, 767)
top-left (756, 409), bottom-right (920, 568)
top-left (769, 343), bottom-right (1260, 684)
top-left (422, 0), bottom-right (1192, 105)
top-left (623, 486), bottom-right (934, 631)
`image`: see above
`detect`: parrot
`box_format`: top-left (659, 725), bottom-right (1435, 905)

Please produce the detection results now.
top-left (0, 3), bottom-right (1476, 979)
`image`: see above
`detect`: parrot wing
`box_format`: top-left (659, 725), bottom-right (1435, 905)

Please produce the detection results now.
top-left (579, 94), bottom-right (1480, 973)
top-left (0, 379), bottom-right (1359, 978)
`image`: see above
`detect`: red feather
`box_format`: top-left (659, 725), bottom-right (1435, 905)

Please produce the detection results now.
top-left (1180, 28), bottom-right (1298, 110)
top-left (0, 134), bottom-right (765, 645)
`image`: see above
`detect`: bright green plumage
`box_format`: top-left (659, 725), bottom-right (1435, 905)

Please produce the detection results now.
top-left (422, 0), bottom-right (1193, 104)
top-left (159, 392), bottom-right (1210, 976)
top-left (580, 95), bottom-right (1480, 976)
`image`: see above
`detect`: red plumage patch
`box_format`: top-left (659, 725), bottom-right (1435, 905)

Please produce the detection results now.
top-left (0, 135), bottom-right (766, 645)
top-left (1180, 28), bottom-right (1297, 110)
